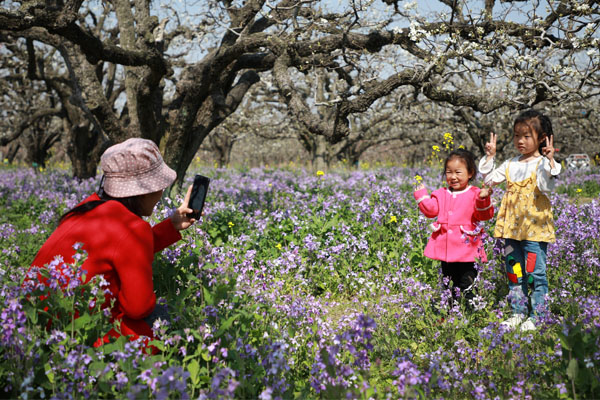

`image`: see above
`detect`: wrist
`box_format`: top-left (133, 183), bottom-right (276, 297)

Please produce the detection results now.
top-left (170, 216), bottom-right (180, 230)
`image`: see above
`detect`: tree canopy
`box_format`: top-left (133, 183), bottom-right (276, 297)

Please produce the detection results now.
top-left (1, 0), bottom-right (599, 177)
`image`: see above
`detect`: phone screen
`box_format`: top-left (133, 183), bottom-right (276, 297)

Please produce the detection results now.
top-left (187, 175), bottom-right (210, 219)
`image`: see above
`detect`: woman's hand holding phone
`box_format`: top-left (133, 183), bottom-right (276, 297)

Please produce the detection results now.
top-left (170, 175), bottom-right (210, 231)
top-left (187, 175), bottom-right (210, 219)
top-left (171, 185), bottom-right (196, 231)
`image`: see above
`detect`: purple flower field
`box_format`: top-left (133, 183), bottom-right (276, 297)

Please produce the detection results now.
top-left (1, 166), bottom-right (599, 399)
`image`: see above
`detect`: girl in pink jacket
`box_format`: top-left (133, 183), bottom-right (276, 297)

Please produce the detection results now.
top-left (414, 149), bottom-right (494, 308)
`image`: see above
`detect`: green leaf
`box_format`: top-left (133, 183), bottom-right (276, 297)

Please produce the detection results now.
top-left (89, 361), bottom-right (105, 377)
top-left (567, 358), bottom-right (579, 380)
top-left (44, 363), bottom-right (54, 384)
top-left (72, 313), bottom-right (92, 330)
top-left (557, 332), bottom-right (571, 351)
top-left (148, 340), bottom-right (165, 351)
top-left (216, 315), bottom-right (239, 336)
top-left (188, 359), bottom-right (200, 386)
top-left (322, 216), bottom-right (339, 232)
top-left (101, 337), bottom-right (127, 354)
top-left (99, 382), bottom-right (111, 392)
top-left (414, 319), bottom-right (426, 331)
top-left (203, 286), bottom-right (214, 306)
top-left (25, 307), bottom-right (38, 324)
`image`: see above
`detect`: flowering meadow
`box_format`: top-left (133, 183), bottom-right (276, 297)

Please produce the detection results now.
top-left (1, 164), bottom-right (599, 399)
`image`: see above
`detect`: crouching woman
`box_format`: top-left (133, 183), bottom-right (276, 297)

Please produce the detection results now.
top-left (30, 138), bottom-right (196, 346)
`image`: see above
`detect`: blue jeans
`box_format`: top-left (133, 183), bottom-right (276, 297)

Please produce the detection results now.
top-left (504, 239), bottom-right (548, 318)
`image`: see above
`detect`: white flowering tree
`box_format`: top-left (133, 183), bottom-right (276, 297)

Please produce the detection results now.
top-left (0, 0), bottom-right (598, 178)
top-left (203, 77), bottom-right (459, 169)
top-left (271, 0), bottom-right (600, 162)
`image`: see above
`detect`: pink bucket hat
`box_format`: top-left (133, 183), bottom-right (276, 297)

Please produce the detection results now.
top-left (100, 138), bottom-right (177, 198)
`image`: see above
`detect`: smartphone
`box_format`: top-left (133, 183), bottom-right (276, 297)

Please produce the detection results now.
top-left (187, 174), bottom-right (210, 220)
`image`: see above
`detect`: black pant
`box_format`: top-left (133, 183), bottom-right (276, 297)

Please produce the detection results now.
top-left (441, 261), bottom-right (477, 304)
top-left (143, 303), bottom-right (170, 327)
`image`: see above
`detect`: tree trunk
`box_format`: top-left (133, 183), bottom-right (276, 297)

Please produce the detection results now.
top-left (163, 102), bottom-right (214, 189)
top-left (219, 144), bottom-right (233, 168)
top-left (312, 135), bottom-right (329, 171)
top-left (346, 148), bottom-right (361, 167)
top-left (24, 133), bottom-right (48, 168)
top-left (6, 142), bottom-right (21, 163)
top-left (67, 123), bottom-right (106, 179)
top-left (164, 71), bottom-right (259, 188)
top-left (217, 138), bottom-right (233, 168)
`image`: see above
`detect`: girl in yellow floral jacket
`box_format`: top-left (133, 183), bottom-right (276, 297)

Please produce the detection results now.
top-left (480, 110), bottom-right (561, 332)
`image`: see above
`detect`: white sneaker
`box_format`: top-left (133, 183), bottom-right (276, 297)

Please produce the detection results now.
top-left (500, 314), bottom-right (526, 330)
top-left (520, 318), bottom-right (537, 332)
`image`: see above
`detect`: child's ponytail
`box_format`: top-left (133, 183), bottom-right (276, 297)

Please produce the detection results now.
top-left (537, 113), bottom-right (554, 154)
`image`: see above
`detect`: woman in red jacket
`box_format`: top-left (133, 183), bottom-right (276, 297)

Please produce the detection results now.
top-left (31, 138), bottom-right (197, 345)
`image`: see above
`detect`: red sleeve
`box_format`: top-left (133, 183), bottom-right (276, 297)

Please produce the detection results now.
top-left (113, 220), bottom-right (157, 320)
top-left (414, 187), bottom-right (439, 218)
top-left (151, 218), bottom-right (182, 253)
top-left (474, 194), bottom-right (494, 221)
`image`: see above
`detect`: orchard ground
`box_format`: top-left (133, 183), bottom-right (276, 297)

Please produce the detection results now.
top-left (1, 164), bottom-right (599, 399)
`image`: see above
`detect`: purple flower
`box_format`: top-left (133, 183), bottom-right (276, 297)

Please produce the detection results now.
top-left (115, 371), bottom-right (129, 390)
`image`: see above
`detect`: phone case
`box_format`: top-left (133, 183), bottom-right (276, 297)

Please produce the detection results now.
top-left (187, 174), bottom-right (210, 219)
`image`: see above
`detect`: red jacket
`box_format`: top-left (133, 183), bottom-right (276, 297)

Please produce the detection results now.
top-left (414, 186), bottom-right (494, 262)
top-left (31, 193), bottom-right (181, 343)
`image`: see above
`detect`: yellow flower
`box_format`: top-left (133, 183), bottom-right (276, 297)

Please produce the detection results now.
top-left (389, 215), bottom-right (397, 223)
top-left (276, 243), bottom-right (282, 250)
top-left (316, 170), bottom-right (325, 176)
top-left (39, 167), bottom-right (43, 172)
top-left (414, 175), bottom-right (423, 183)
top-left (3, 159), bottom-right (7, 164)
top-left (443, 132), bottom-right (453, 141)
top-left (228, 221), bottom-right (234, 228)
top-left (432, 145), bottom-right (440, 152)
top-left (458, 145), bottom-right (465, 149)
top-left (214, 162), bottom-right (218, 168)
top-left (576, 188), bottom-right (582, 193)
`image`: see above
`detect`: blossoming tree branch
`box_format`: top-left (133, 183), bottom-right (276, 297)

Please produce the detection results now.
top-left (0, 0), bottom-right (598, 179)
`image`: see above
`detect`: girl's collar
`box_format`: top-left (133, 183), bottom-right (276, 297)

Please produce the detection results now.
top-left (445, 185), bottom-right (471, 195)
top-left (516, 155), bottom-right (542, 163)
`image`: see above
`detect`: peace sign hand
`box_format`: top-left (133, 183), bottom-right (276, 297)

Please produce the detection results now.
top-left (542, 135), bottom-right (555, 161)
top-left (485, 132), bottom-right (497, 159)
top-left (479, 184), bottom-right (493, 198)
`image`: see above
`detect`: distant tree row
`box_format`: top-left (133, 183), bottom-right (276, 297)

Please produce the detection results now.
top-left (1, 0), bottom-right (599, 180)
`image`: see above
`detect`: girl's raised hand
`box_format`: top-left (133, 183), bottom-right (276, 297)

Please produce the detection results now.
top-left (542, 135), bottom-right (555, 160)
top-left (479, 184), bottom-right (493, 198)
top-left (485, 132), bottom-right (497, 159)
